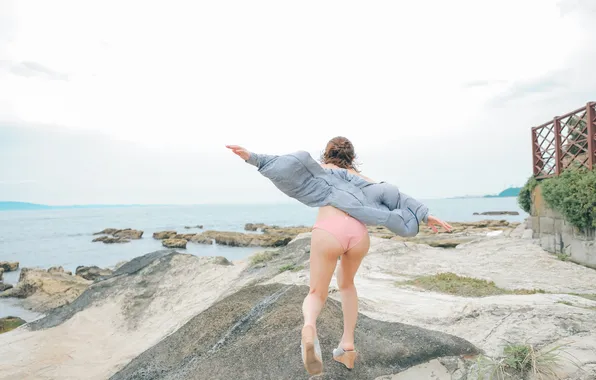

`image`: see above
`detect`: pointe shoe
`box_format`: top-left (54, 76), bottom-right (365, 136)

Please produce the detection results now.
top-left (301, 325), bottom-right (323, 375)
top-left (333, 347), bottom-right (357, 369)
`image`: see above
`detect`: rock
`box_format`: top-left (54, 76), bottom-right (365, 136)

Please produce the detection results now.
top-left (378, 220), bottom-right (521, 248)
top-left (392, 235), bottom-right (477, 248)
top-left (3, 235), bottom-right (596, 379)
top-left (522, 229), bottom-right (534, 239)
top-left (113, 261), bottom-right (128, 271)
top-left (153, 231), bottom-right (178, 240)
top-left (111, 283), bottom-right (479, 380)
top-left (47, 266), bottom-right (72, 276)
top-left (377, 359), bottom-right (452, 379)
top-left (0, 267), bottom-right (91, 312)
top-left (191, 229), bottom-right (309, 248)
top-left (93, 228), bottom-right (120, 235)
top-left (75, 266), bottom-right (113, 281)
top-left (0, 283), bottom-right (13, 292)
top-left (1, 250), bottom-right (249, 379)
top-left (162, 239), bottom-right (187, 249)
top-left (92, 235), bottom-right (131, 244)
top-left (112, 229), bottom-right (143, 239)
top-left (184, 225), bottom-right (203, 229)
top-left (92, 228), bottom-right (143, 243)
top-left (0, 268), bottom-right (3, 281)
top-left (473, 211), bottom-right (520, 216)
top-left (0, 316), bottom-right (26, 334)
top-left (0, 261), bottom-right (19, 272)
top-left (209, 256), bottom-right (232, 266)
top-left (425, 238), bottom-right (476, 248)
top-left (244, 223), bottom-right (268, 231)
top-left (173, 233), bottom-right (196, 241)
top-left (93, 228), bottom-right (143, 238)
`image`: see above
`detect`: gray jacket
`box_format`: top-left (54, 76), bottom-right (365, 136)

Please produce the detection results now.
top-left (246, 150), bottom-right (429, 237)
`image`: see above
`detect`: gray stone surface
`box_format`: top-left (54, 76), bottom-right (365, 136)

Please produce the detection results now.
top-left (521, 229), bottom-right (534, 239)
top-left (27, 250), bottom-right (180, 330)
top-left (539, 217), bottom-right (556, 234)
top-left (540, 233), bottom-right (555, 253)
top-left (570, 240), bottom-right (596, 268)
top-left (529, 187), bottom-right (595, 267)
top-left (110, 283), bottom-right (480, 380)
top-left (530, 217), bottom-right (540, 233)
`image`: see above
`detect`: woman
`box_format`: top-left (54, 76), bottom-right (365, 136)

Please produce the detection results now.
top-left (227, 137), bottom-right (451, 375)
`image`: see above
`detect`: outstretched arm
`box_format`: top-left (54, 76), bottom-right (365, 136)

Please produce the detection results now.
top-left (226, 145), bottom-right (278, 169)
top-left (227, 145), bottom-right (452, 234)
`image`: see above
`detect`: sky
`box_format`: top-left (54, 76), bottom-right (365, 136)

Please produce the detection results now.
top-left (1, 0), bottom-right (595, 205)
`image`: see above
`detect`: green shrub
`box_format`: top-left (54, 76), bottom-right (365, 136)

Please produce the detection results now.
top-left (517, 176), bottom-right (538, 214)
top-left (541, 169), bottom-right (596, 230)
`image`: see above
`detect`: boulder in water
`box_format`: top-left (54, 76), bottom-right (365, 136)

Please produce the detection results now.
top-left (0, 268), bottom-right (3, 281)
top-left (191, 230), bottom-right (296, 247)
top-left (92, 228), bottom-right (143, 243)
top-left (0, 283), bottom-right (12, 292)
top-left (162, 239), bottom-right (187, 249)
top-left (153, 231), bottom-right (178, 240)
top-left (93, 228), bottom-right (120, 235)
top-left (112, 229), bottom-right (143, 239)
top-left (92, 235), bottom-right (131, 244)
top-left (0, 261), bottom-right (19, 272)
top-left (0, 267), bottom-right (91, 312)
top-left (244, 223), bottom-right (268, 231)
top-left (173, 233), bottom-right (196, 241)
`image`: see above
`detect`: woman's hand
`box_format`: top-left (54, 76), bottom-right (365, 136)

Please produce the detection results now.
top-left (226, 145), bottom-right (250, 161)
top-left (426, 215), bottom-right (453, 233)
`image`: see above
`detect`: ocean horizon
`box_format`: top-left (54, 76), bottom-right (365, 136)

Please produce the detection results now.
top-left (0, 194), bottom-right (521, 210)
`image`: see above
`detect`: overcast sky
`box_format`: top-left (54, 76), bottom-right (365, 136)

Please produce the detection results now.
top-left (1, 0), bottom-right (595, 205)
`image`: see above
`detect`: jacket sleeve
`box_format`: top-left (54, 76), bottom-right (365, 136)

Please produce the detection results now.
top-left (334, 202), bottom-right (421, 237)
top-left (245, 152), bottom-right (278, 170)
top-left (377, 182), bottom-right (429, 225)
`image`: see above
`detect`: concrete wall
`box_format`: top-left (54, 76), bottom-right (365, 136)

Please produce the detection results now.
top-left (529, 185), bottom-right (596, 268)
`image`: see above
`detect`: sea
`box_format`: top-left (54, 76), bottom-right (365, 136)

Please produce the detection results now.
top-left (0, 197), bottom-right (526, 319)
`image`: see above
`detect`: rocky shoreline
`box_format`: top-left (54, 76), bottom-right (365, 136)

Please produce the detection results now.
top-left (1, 220), bottom-right (595, 379)
top-left (0, 219), bottom-right (522, 314)
top-left (88, 219), bottom-right (521, 250)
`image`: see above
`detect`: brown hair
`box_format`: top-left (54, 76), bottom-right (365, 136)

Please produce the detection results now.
top-left (321, 136), bottom-right (359, 171)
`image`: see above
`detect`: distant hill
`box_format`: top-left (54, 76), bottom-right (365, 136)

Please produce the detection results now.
top-left (0, 201), bottom-right (51, 211)
top-left (484, 187), bottom-right (522, 198)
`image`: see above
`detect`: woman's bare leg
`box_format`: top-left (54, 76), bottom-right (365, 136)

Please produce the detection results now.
top-left (336, 234), bottom-right (369, 351)
top-left (302, 229), bottom-right (344, 330)
top-left (301, 228), bottom-right (344, 375)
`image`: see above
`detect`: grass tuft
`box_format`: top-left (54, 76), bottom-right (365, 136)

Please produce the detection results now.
top-left (569, 293), bottom-right (596, 302)
top-left (0, 316), bottom-right (26, 334)
top-left (249, 250), bottom-right (279, 266)
top-left (477, 342), bottom-right (576, 380)
top-left (396, 272), bottom-right (546, 298)
top-left (278, 264), bottom-right (304, 273)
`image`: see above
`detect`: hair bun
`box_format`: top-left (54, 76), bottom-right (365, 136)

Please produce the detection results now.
top-left (321, 136), bottom-right (358, 171)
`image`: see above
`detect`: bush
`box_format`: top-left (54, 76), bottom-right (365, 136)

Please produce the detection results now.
top-left (541, 169), bottom-right (596, 230)
top-left (517, 176), bottom-right (538, 214)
